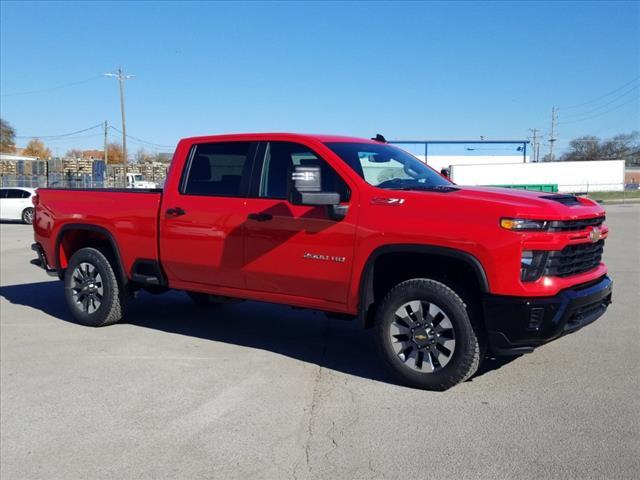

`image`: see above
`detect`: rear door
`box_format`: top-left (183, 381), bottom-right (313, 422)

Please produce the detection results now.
top-left (243, 141), bottom-right (358, 304)
top-left (159, 141), bottom-right (257, 289)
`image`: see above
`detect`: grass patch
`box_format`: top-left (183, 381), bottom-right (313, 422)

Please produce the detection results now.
top-left (584, 190), bottom-right (640, 201)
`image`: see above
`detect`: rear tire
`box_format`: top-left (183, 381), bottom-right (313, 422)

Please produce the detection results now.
top-left (22, 207), bottom-right (34, 224)
top-left (64, 247), bottom-right (127, 327)
top-left (375, 278), bottom-right (481, 391)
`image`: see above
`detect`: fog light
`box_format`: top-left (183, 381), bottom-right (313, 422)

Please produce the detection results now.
top-left (521, 251), bottom-right (547, 282)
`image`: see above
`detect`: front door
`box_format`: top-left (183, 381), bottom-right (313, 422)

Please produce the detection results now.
top-left (160, 141), bottom-right (257, 289)
top-left (243, 141), bottom-right (358, 305)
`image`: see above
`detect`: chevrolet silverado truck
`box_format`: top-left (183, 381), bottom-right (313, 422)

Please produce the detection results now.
top-left (30, 133), bottom-right (613, 390)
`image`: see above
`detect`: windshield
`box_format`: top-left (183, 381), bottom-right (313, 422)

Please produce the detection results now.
top-left (133, 174), bottom-right (144, 181)
top-left (324, 142), bottom-right (453, 190)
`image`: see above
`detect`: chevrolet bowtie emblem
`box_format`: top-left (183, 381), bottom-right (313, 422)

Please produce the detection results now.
top-left (414, 334), bottom-right (428, 341)
top-left (589, 227), bottom-right (602, 243)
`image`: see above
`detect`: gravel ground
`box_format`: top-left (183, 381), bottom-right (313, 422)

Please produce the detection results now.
top-left (1, 204), bottom-right (638, 480)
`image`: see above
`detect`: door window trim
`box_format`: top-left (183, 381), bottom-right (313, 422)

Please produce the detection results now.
top-left (178, 141), bottom-right (259, 198)
top-left (248, 141), bottom-right (351, 202)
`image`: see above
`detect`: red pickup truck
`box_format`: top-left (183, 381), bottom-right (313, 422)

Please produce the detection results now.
top-left (31, 133), bottom-right (612, 390)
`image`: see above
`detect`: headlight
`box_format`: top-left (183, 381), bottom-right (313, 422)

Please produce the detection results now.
top-left (521, 250), bottom-right (548, 282)
top-left (500, 218), bottom-right (549, 231)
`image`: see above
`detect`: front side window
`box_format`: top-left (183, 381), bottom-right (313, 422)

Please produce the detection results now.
top-left (182, 141), bottom-right (252, 196)
top-left (324, 142), bottom-right (452, 191)
top-left (258, 141), bottom-right (350, 202)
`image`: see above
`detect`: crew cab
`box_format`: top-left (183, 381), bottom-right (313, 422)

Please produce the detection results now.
top-left (30, 133), bottom-right (613, 390)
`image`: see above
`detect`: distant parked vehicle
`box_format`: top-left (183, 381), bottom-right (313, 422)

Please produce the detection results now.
top-left (0, 187), bottom-right (36, 224)
top-left (624, 183), bottom-right (639, 190)
top-left (125, 173), bottom-right (157, 189)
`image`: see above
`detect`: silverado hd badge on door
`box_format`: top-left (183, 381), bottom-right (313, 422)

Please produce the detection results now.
top-left (303, 252), bottom-right (347, 263)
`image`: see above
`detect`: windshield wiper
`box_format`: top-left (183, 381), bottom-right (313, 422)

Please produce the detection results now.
top-left (386, 185), bottom-right (459, 192)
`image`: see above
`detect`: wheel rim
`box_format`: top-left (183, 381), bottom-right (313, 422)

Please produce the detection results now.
top-left (70, 262), bottom-right (104, 314)
top-left (389, 300), bottom-right (456, 373)
top-left (24, 209), bottom-right (34, 223)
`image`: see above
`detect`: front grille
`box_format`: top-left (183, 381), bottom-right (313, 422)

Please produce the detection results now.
top-left (544, 240), bottom-right (604, 277)
top-left (548, 216), bottom-right (605, 232)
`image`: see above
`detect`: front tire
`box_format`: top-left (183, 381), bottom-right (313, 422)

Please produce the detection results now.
top-left (64, 247), bottom-right (127, 327)
top-left (375, 279), bottom-right (481, 391)
top-left (21, 207), bottom-right (34, 224)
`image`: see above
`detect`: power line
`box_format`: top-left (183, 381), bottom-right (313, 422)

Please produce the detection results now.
top-left (561, 83), bottom-right (639, 119)
top-left (109, 125), bottom-right (173, 149)
top-left (1, 75), bottom-right (103, 97)
top-left (559, 96), bottom-right (639, 125)
top-left (562, 76), bottom-right (640, 109)
top-left (14, 123), bottom-right (104, 139)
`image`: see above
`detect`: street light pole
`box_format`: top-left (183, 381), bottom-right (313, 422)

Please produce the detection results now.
top-left (104, 67), bottom-right (135, 165)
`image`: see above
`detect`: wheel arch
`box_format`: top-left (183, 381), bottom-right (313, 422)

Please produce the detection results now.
top-left (358, 244), bottom-right (490, 328)
top-left (54, 223), bottom-right (127, 286)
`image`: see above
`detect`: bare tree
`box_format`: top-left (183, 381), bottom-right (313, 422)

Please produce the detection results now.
top-left (22, 138), bottom-right (52, 159)
top-left (0, 118), bottom-right (17, 153)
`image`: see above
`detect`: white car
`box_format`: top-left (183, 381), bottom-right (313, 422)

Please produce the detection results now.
top-left (0, 187), bottom-right (36, 224)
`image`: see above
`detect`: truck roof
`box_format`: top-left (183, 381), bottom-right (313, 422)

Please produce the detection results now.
top-left (179, 133), bottom-right (380, 144)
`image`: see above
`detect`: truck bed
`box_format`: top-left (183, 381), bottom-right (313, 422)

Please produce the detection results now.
top-left (33, 188), bottom-right (163, 276)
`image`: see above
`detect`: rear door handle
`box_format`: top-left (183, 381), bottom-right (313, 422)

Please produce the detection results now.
top-left (166, 207), bottom-right (186, 217)
top-left (248, 213), bottom-right (273, 222)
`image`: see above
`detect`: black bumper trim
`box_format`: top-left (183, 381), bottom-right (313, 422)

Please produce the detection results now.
top-left (31, 243), bottom-right (58, 277)
top-left (483, 276), bottom-right (613, 355)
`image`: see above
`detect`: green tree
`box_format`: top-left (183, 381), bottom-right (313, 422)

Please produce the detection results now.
top-left (0, 118), bottom-right (17, 153)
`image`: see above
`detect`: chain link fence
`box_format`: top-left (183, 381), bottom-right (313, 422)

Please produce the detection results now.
top-left (0, 158), bottom-right (168, 189)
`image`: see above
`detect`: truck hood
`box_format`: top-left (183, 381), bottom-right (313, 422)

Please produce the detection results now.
top-left (394, 186), bottom-right (605, 220)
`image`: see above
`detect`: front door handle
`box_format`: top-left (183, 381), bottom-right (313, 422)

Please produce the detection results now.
top-left (248, 213), bottom-right (273, 222)
top-left (166, 207), bottom-right (186, 217)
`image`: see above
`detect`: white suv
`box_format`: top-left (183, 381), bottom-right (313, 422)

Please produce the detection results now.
top-left (0, 187), bottom-right (36, 224)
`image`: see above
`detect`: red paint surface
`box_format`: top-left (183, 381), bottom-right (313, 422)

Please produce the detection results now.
top-left (34, 133), bottom-right (609, 315)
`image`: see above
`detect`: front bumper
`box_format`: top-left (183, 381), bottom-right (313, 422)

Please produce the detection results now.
top-left (483, 275), bottom-right (613, 355)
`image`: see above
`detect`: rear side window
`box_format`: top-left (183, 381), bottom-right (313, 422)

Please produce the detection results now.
top-left (182, 142), bottom-right (253, 196)
top-left (3, 189), bottom-right (27, 199)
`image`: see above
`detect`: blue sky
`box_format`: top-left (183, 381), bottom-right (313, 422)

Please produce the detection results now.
top-left (1, 1), bottom-right (639, 157)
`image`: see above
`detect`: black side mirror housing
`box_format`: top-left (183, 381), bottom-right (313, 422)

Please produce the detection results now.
top-left (288, 165), bottom-right (340, 206)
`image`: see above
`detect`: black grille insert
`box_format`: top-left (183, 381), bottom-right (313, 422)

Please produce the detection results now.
top-left (544, 240), bottom-right (604, 277)
top-left (548, 216), bottom-right (605, 232)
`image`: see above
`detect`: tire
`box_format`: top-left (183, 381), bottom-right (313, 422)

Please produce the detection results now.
top-left (21, 207), bottom-right (34, 224)
top-left (64, 247), bottom-right (127, 327)
top-left (375, 279), bottom-right (481, 391)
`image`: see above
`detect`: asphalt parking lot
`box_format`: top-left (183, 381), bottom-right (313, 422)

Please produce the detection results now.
top-left (1, 204), bottom-right (639, 480)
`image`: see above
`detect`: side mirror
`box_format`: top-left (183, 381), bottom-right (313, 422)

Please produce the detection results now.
top-left (288, 165), bottom-right (340, 206)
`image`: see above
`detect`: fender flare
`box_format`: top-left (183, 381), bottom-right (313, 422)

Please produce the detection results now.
top-left (54, 223), bottom-right (127, 285)
top-left (357, 244), bottom-right (490, 327)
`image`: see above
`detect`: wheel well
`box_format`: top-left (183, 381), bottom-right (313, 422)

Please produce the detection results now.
top-left (56, 227), bottom-right (125, 284)
top-left (361, 250), bottom-right (487, 329)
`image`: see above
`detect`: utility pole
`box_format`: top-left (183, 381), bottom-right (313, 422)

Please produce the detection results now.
top-left (529, 128), bottom-right (540, 162)
top-left (103, 120), bottom-right (109, 165)
top-left (104, 67), bottom-right (135, 164)
top-left (548, 106), bottom-right (558, 161)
